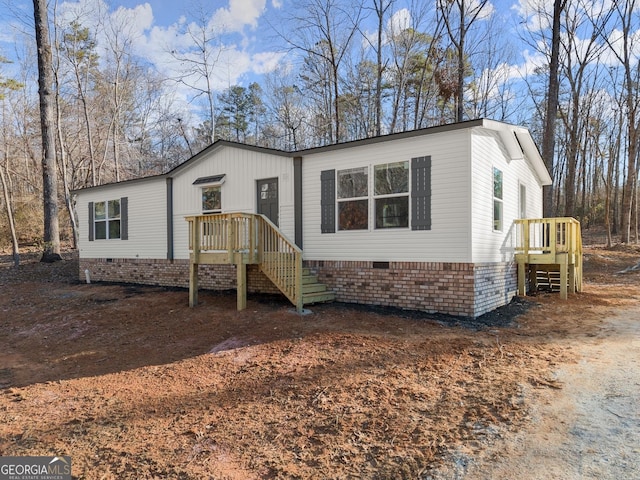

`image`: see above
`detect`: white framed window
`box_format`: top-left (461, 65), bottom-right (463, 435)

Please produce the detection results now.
top-left (337, 167), bottom-right (368, 230)
top-left (193, 174), bottom-right (225, 213)
top-left (94, 199), bottom-right (121, 240)
top-left (493, 167), bottom-right (503, 231)
top-left (321, 156), bottom-right (431, 234)
top-left (374, 161), bottom-right (409, 229)
top-left (202, 186), bottom-right (221, 213)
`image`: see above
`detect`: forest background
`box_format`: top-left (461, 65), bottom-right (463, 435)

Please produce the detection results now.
top-left (0, 0), bottom-right (639, 256)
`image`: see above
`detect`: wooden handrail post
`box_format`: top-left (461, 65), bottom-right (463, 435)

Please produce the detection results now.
top-left (295, 252), bottom-right (303, 312)
top-left (189, 217), bottom-right (201, 307)
top-left (227, 214), bottom-right (234, 263)
top-left (249, 216), bottom-right (256, 262)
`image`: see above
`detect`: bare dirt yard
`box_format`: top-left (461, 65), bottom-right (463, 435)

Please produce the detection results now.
top-left (0, 245), bottom-right (639, 479)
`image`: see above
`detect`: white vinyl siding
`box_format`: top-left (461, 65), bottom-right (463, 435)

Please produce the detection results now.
top-left (171, 146), bottom-right (295, 260)
top-left (470, 129), bottom-right (544, 263)
top-left (302, 130), bottom-right (472, 263)
top-left (77, 179), bottom-right (167, 259)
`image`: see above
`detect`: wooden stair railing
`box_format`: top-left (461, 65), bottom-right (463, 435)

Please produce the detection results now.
top-left (256, 214), bottom-right (304, 312)
top-left (514, 217), bottom-right (583, 299)
top-left (187, 213), bottom-right (327, 312)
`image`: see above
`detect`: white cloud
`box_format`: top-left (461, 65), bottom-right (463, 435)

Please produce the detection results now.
top-left (603, 27), bottom-right (640, 66)
top-left (513, 0), bottom-right (552, 32)
top-left (388, 8), bottom-right (411, 36)
top-left (501, 49), bottom-right (546, 81)
top-left (469, 0), bottom-right (495, 20)
top-left (110, 3), bottom-right (154, 34)
top-left (210, 0), bottom-right (267, 33)
top-left (251, 51), bottom-right (286, 74)
top-left (361, 8), bottom-right (411, 51)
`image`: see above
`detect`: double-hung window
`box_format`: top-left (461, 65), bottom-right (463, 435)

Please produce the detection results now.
top-left (337, 167), bottom-right (368, 230)
top-left (374, 161), bottom-right (409, 228)
top-left (493, 167), bottom-right (503, 231)
top-left (321, 156), bottom-right (431, 234)
top-left (94, 199), bottom-right (121, 240)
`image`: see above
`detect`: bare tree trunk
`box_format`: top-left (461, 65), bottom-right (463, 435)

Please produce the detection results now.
top-left (455, 0), bottom-right (466, 123)
top-left (33, 0), bottom-right (62, 262)
top-left (51, 14), bottom-right (78, 250)
top-left (0, 164), bottom-right (19, 266)
top-left (370, 0), bottom-right (394, 137)
top-left (542, 0), bottom-right (565, 218)
top-left (634, 171), bottom-right (639, 242)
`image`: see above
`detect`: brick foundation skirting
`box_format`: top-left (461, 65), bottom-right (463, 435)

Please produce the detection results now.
top-left (79, 258), bottom-right (517, 318)
top-left (304, 260), bottom-right (517, 318)
top-left (79, 258), bottom-right (282, 296)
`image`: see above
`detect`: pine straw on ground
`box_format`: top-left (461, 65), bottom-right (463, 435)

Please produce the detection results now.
top-left (0, 246), bottom-right (638, 479)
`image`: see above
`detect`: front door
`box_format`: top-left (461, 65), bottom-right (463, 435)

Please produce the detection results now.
top-left (257, 178), bottom-right (279, 226)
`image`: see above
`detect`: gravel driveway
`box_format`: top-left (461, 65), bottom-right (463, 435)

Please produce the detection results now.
top-left (428, 307), bottom-right (640, 479)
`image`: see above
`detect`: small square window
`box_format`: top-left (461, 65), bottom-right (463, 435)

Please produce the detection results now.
top-left (376, 196), bottom-right (409, 229)
top-left (108, 200), bottom-right (120, 219)
top-left (374, 161), bottom-right (409, 195)
top-left (338, 167), bottom-right (368, 199)
top-left (338, 199), bottom-right (368, 230)
top-left (202, 186), bottom-right (221, 212)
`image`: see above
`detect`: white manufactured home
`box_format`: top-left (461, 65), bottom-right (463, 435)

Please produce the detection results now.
top-left (75, 118), bottom-right (572, 318)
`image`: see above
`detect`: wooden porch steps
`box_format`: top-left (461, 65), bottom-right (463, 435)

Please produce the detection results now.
top-left (301, 269), bottom-right (335, 305)
top-left (278, 267), bottom-right (335, 305)
top-left (187, 213), bottom-right (335, 312)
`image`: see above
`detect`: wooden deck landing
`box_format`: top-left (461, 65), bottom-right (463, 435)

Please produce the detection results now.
top-left (186, 213), bottom-right (334, 312)
top-left (515, 217), bottom-right (583, 300)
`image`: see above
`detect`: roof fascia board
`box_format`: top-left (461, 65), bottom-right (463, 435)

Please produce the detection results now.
top-left (295, 119), bottom-right (486, 156)
top-left (75, 140), bottom-right (293, 194)
top-left (514, 130), bottom-right (553, 185)
top-left (481, 119), bottom-right (552, 186)
top-left (71, 172), bottom-right (167, 195)
top-left (167, 140), bottom-right (292, 177)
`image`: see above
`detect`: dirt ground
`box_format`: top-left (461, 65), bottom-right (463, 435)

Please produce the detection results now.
top-left (0, 245), bottom-right (639, 479)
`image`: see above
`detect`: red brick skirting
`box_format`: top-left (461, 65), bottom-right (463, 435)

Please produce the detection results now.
top-left (79, 258), bottom-right (282, 295)
top-left (304, 260), bottom-right (517, 318)
top-left (79, 258), bottom-right (517, 318)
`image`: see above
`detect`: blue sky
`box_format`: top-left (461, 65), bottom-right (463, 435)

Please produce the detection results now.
top-left (1, 0), bottom-right (634, 125)
top-left (0, 0), bottom-right (555, 128)
top-left (0, 0), bottom-right (530, 83)
top-left (0, 0), bottom-right (287, 85)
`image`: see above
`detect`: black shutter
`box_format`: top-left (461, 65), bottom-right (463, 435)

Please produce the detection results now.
top-left (120, 197), bottom-right (128, 240)
top-left (88, 202), bottom-right (94, 241)
top-left (411, 156), bottom-right (431, 230)
top-left (320, 169), bottom-right (335, 233)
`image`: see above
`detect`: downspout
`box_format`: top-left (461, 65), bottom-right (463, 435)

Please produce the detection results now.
top-left (166, 177), bottom-right (174, 260)
top-left (293, 156), bottom-right (303, 249)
